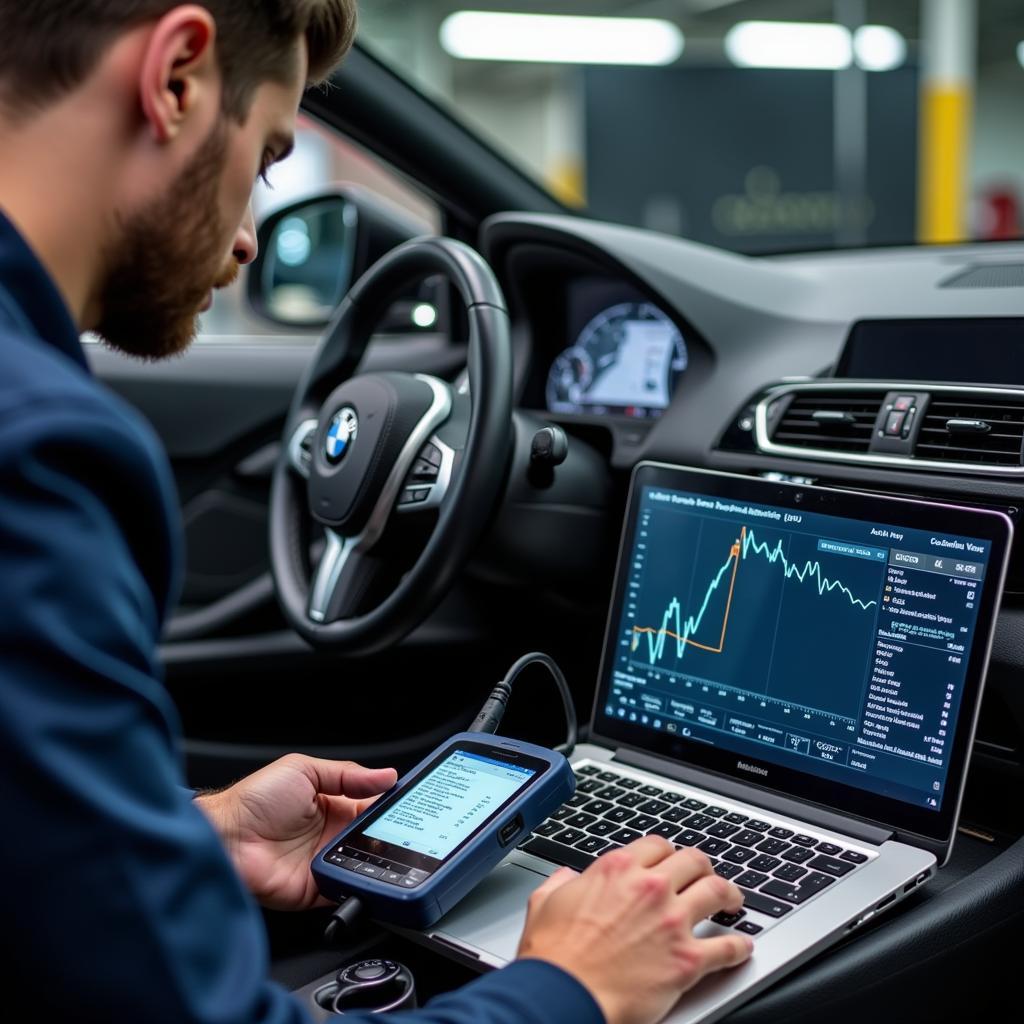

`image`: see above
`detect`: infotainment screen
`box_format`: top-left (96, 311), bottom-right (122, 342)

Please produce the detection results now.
top-left (835, 318), bottom-right (1024, 384)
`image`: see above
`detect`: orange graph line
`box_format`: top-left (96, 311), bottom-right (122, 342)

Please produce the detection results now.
top-left (631, 526), bottom-right (745, 655)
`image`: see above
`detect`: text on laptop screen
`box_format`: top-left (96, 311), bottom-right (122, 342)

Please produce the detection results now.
top-left (601, 485), bottom-right (992, 812)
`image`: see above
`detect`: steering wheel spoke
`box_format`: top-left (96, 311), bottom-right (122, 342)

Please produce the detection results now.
top-left (308, 529), bottom-right (354, 622)
top-left (308, 530), bottom-right (390, 623)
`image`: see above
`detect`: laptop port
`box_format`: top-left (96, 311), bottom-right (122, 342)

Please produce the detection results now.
top-left (847, 909), bottom-right (875, 932)
top-left (903, 880), bottom-right (917, 893)
top-left (875, 892), bottom-right (897, 911)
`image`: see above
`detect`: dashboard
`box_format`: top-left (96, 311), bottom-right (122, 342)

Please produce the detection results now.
top-left (479, 211), bottom-right (1024, 809)
top-left (482, 213), bottom-right (1024, 476)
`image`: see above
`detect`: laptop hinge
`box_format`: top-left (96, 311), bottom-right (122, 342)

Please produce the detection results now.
top-left (613, 748), bottom-right (894, 847)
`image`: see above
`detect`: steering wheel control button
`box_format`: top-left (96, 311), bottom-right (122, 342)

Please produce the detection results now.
top-left (410, 457), bottom-right (439, 480)
top-left (399, 486), bottom-right (431, 506)
top-left (420, 442), bottom-right (443, 467)
top-left (325, 406), bottom-right (359, 464)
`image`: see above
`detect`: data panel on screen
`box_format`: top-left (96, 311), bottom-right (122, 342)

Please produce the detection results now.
top-left (602, 485), bottom-right (991, 812)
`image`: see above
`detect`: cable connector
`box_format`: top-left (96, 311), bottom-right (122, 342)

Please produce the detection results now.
top-left (467, 652), bottom-right (577, 757)
top-left (468, 679), bottom-right (513, 735)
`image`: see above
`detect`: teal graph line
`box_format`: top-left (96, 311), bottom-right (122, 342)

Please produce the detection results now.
top-left (632, 525), bottom-right (878, 665)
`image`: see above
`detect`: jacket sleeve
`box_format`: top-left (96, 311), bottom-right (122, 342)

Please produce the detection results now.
top-left (0, 393), bottom-right (603, 1024)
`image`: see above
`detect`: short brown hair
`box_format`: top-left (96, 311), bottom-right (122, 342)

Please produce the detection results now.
top-left (0, 1), bottom-right (357, 120)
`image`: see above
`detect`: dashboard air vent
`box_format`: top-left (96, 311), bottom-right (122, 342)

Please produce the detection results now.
top-left (915, 395), bottom-right (1024, 466)
top-left (771, 392), bottom-right (883, 453)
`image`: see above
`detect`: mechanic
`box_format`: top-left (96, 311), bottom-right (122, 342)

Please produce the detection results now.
top-left (0, 3), bottom-right (752, 1022)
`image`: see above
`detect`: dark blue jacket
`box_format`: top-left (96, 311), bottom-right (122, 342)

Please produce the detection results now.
top-left (0, 209), bottom-right (603, 1024)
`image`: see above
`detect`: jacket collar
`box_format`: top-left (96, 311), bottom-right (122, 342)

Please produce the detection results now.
top-left (0, 207), bottom-right (88, 371)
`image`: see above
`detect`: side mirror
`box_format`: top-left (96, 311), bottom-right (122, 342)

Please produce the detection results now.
top-left (248, 187), bottom-right (430, 329)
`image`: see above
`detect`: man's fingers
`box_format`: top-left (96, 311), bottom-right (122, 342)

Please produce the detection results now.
top-left (290, 754), bottom-right (398, 799)
top-left (529, 866), bottom-right (577, 913)
top-left (695, 933), bottom-right (754, 974)
top-left (616, 834), bottom-right (678, 868)
top-left (678, 873), bottom-right (744, 927)
top-left (339, 765), bottom-right (398, 798)
top-left (527, 867), bottom-right (578, 917)
top-left (652, 847), bottom-right (714, 893)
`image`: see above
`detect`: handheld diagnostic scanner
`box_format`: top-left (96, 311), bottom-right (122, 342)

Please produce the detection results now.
top-left (312, 733), bottom-right (575, 928)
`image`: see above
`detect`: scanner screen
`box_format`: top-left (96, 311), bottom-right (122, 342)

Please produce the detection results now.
top-left (363, 750), bottom-right (536, 860)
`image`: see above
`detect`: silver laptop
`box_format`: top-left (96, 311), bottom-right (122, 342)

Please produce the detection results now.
top-left (414, 464), bottom-right (1012, 1023)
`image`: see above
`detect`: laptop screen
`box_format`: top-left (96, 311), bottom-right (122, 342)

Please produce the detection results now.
top-left (592, 464), bottom-right (1012, 844)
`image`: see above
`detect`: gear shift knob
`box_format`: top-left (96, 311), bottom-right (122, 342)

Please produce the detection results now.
top-left (330, 958), bottom-right (417, 1013)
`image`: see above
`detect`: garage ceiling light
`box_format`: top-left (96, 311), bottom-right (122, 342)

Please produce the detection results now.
top-left (439, 11), bottom-right (684, 66)
top-left (725, 21), bottom-right (851, 69)
top-left (725, 21), bottom-right (905, 71)
top-left (853, 26), bottom-right (906, 72)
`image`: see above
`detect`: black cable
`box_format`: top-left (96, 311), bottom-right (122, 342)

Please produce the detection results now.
top-left (323, 895), bottom-right (365, 945)
top-left (468, 652), bottom-right (577, 757)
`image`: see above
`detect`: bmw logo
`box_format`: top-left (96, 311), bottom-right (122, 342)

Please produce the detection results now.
top-left (325, 407), bottom-right (358, 464)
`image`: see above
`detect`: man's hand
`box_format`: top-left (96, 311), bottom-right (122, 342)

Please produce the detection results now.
top-left (196, 754), bottom-right (397, 911)
top-left (517, 837), bottom-right (752, 1024)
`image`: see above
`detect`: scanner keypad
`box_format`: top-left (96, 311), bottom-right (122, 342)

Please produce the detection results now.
top-left (326, 846), bottom-right (431, 888)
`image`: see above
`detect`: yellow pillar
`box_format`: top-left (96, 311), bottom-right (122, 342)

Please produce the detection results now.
top-left (918, 0), bottom-right (976, 243)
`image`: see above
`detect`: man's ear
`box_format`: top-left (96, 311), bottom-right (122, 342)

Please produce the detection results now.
top-left (138, 5), bottom-right (218, 144)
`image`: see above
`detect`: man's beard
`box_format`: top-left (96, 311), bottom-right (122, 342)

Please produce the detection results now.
top-left (95, 122), bottom-right (235, 360)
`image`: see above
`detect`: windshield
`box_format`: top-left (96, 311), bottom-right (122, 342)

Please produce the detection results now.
top-left (358, 1), bottom-right (1024, 254)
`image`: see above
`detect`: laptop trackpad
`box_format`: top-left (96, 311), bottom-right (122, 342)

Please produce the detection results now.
top-left (429, 862), bottom-right (548, 964)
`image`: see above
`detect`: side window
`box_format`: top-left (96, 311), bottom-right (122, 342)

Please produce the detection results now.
top-left (199, 115), bottom-right (441, 339)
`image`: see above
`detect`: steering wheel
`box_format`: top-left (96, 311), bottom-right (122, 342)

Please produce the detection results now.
top-left (269, 237), bottom-right (512, 653)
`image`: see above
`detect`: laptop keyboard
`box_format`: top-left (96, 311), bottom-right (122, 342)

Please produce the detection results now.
top-left (520, 762), bottom-right (873, 937)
